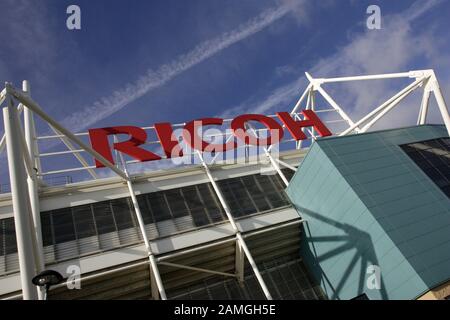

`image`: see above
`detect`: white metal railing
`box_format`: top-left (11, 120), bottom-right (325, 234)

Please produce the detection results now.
top-left (30, 110), bottom-right (341, 181)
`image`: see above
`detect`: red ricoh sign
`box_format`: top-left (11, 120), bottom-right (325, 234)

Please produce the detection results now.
top-left (88, 110), bottom-right (332, 168)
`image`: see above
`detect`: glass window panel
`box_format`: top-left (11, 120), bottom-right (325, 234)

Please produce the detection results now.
top-left (255, 174), bottom-right (276, 190)
top-left (439, 155), bottom-right (450, 166)
top-left (40, 211), bottom-right (54, 247)
top-left (198, 184), bottom-right (224, 223)
top-left (272, 174), bottom-right (289, 193)
top-left (190, 208), bottom-right (211, 227)
top-left (441, 168), bottom-right (450, 181)
top-left (183, 186), bottom-right (210, 227)
top-left (256, 175), bottom-right (288, 208)
top-left (147, 192), bottom-right (172, 222)
top-left (229, 178), bottom-right (257, 216)
top-left (0, 219), bottom-right (5, 256)
top-left (52, 208), bottom-right (76, 243)
top-left (401, 138), bottom-right (450, 199)
top-left (183, 186), bottom-right (203, 209)
top-left (442, 185), bottom-right (450, 197)
top-left (282, 168), bottom-right (296, 181)
top-left (72, 205), bottom-right (97, 239)
top-left (401, 145), bottom-right (417, 153)
top-left (111, 198), bottom-right (136, 230)
top-left (418, 150), bottom-right (433, 159)
top-left (4, 218), bottom-right (17, 255)
top-left (428, 156), bottom-right (445, 167)
top-left (165, 255), bottom-right (324, 300)
top-left (412, 158), bottom-right (432, 169)
top-left (241, 175), bottom-right (271, 212)
top-left (92, 202), bottom-right (117, 234)
top-left (217, 180), bottom-right (243, 216)
top-left (165, 189), bottom-right (189, 218)
top-left (0, 220), bottom-right (4, 256)
top-left (274, 175), bottom-right (290, 202)
top-left (136, 195), bottom-right (154, 224)
top-left (435, 165), bottom-right (450, 176)
top-left (414, 142), bottom-right (431, 150)
top-left (208, 283), bottom-right (229, 299)
top-left (225, 281), bottom-right (245, 299)
top-left (424, 139), bottom-right (443, 148)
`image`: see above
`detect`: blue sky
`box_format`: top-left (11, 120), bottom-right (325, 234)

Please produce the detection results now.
top-left (1, 0), bottom-right (450, 183)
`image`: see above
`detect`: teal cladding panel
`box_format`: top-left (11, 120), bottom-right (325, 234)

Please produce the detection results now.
top-left (286, 125), bottom-right (450, 300)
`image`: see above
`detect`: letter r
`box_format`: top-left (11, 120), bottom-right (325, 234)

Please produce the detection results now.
top-left (88, 126), bottom-right (161, 168)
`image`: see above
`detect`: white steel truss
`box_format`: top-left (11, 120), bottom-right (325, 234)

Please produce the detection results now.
top-left (0, 69), bottom-right (449, 300)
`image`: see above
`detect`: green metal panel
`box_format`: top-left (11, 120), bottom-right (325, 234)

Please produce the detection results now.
top-left (286, 125), bottom-right (450, 300)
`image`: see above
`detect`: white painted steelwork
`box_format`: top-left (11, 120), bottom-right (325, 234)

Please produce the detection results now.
top-left (0, 70), bottom-right (449, 300)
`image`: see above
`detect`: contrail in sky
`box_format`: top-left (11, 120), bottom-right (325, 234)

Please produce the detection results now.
top-left (61, 5), bottom-right (291, 132)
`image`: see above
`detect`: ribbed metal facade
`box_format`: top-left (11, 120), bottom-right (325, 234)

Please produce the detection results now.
top-left (47, 222), bottom-right (324, 300)
top-left (0, 169), bottom-right (293, 276)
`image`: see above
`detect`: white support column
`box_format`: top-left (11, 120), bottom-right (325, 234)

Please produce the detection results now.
top-left (305, 72), bottom-right (358, 131)
top-left (6, 84), bottom-right (128, 180)
top-left (0, 87), bottom-right (7, 153)
top-left (0, 88), bottom-right (6, 105)
top-left (275, 158), bottom-right (297, 172)
top-left (126, 178), bottom-right (167, 300)
top-left (235, 240), bottom-right (245, 286)
top-left (418, 89), bottom-right (431, 125)
top-left (0, 104), bottom-right (24, 155)
top-left (316, 86), bottom-right (357, 130)
top-left (290, 83), bottom-right (312, 115)
top-left (430, 77), bottom-right (450, 136)
top-left (210, 133), bottom-right (234, 164)
top-left (115, 141), bottom-right (166, 300)
top-left (196, 150), bottom-right (273, 300)
top-left (418, 79), bottom-right (431, 125)
top-left (149, 256), bottom-right (160, 300)
top-left (13, 112), bottom-right (34, 178)
top-left (245, 123), bottom-right (289, 187)
top-left (340, 77), bottom-right (425, 136)
top-left (243, 123), bottom-right (251, 163)
top-left (266, 152), bottom-right (289, 186)
top-left (298, 87), bottom-right (312, 150)
top-left (0, 134), bottom-right (6, 154)
top-left (319, 71), bottom-right (412, 84)
top-left (22, 81), bottom-right (45, 300)
top-left (310, 88), bottom-right (316, 138)
top-left (158, 261), bottom-right (236, 278)
top-left (268, 84), bottom-right (312, 152)
top-left (3, 95), bottom-right (38, 300)
top-left (360, 79), bottom-right (423, 132)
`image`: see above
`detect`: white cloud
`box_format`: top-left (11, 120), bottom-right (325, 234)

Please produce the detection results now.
top-left (1, 3), bottom-right (303, 180)
top-left (59, 4), bottom-right (295, 133)
top-left (0, 0), bottom-right (59, 84)
top-left (223, 0), bottom-right (449, 131)
top-left (219, 77), bottom-right (305, 119)
top-left (275, 64), bottom-right (299, 78)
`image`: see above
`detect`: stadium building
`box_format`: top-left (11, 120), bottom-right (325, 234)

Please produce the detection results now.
top-left (0, 70), bottom-right (449, 300)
